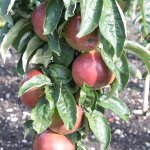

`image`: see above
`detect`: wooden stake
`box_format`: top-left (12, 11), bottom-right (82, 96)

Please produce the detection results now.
top-left (143, 75), bottom-right (150, 113)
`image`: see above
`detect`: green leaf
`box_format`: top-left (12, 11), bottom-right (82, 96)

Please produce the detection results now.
top-left (98, 96), bottom-right (130, 122)
top-left (85, 110), bottom-right (111, 150)
top-left (47, 31), bottom-right (61, 56)
top-left (49, 64), bottom-right (72, 85)
top-left (53, 38), bottom-right (75, 67)
top-left (117, 0), bottom-right (130, 12)
top-left (24, 120), bottom-right (36, 140)
top-left (56, 88), bottom-right (77, 130)
top-left (17, 32), bottom-right (33, 54)
top-left (0, 0), bottom-right (15, 14)
top-left (76, 141), bottom-right (88, 150)
top-left (77, 0), bottom-right (102, 38)
top-left (14, 0), bottom-right (40, 13)
top-left (31, 98), bottom-right (55, 134)
top-left (0, 10), bottom-right (13, 26)
top-left (17, 55), bottom-right (25, 76)
top-left (44, 0), bottom-right (64, 34)
top-left (63, 0), bottom-right (77, 20)
top-left (22, 36), bottom-right (44, 71)
top-left (99, 0), bottom-right (126, 58)
top-left (12, 22), bottom-right (32, 50)
top-left (98, 48), bottom-right (129, 95)
top-left (7, 0), bottom-right (16, 13)
top-left (0, 0), bottom-right (10, 14)
top-left (63, 83), bottom-right (79, 94)
top-left (0, 24), bottom-right (10, 43)
top-left (67, 132), bottom-right (81, 143)
top-left (18, 75), bottom-right (51, 97)
top-left (30, 45), bottom-right (52, 68)
top-left (0, 1), bottom-right (13, 26)
top-left (0, 19), bottom-right (28, 62)
top-left (0, 10), bottom-right (7, 28)
top-left (140, 0), bottom-right (150, 36)
top-left (45, 85), bottom-right (59, 105)
top-left (129, 63), bottom-right (142, 79)
top-left (79, 84), bottom-right (96, 108)
top-left (124, 41), bottom-right (150, 74)
top-left (15, 8), bottom-right (31, 19)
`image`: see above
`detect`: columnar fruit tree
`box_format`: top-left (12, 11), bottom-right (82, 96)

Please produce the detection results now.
top-left (0, 0), bottom-right (150, 150)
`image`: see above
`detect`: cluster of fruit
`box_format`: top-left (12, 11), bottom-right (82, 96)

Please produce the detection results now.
top-left (19, 2), bottom-right (116, 150)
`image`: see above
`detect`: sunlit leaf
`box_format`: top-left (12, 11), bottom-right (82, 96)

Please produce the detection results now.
top-left (31, 98), bottom-right (55, 134)
top-left (98, 48), bottom-right (129, 95)
top-left (22, 36), bottom-right (44, 71)
top-left (30, 45), bottom-right (52, 68)
top-left (99, 0), bottom-right (126, 58)
top-left (124, 41), bottom-right (150, 73)
top-left (85, 110), bottom-right (111, 150)
top-left (63, 0), bottom-right (77, 20)
top-left (44, 0), bottom-right (64, 34)
top-left (47, 31), bottom-right (61, 56)
top-left (79, 84), bottom-right (96, 108)
top-left (56, 88), bottom-right (77, 130)
top-left (0, 19), bottom-right (28, 62)
top-left (98, 96), bottom-right (130, 122)
top-left (77, 0), bottom-right (102, 38)
top-left (18, 75), bottom-right (51, 97)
